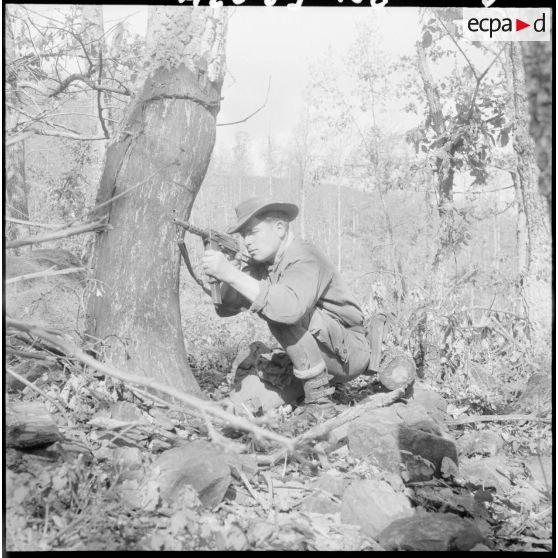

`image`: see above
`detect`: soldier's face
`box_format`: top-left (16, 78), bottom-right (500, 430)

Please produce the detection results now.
top-left (240, 217), bottom-right (286, 263)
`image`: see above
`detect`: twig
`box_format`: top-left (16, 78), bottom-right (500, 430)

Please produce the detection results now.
top-left (217, 76), bottom-right (271, 126)
top-left (6, 367), bottom-right (69, 416)
top-left (5, 218), bottom-right (108, 250)
top-left (235, 466), bottom-right (269, 511)
top-left (86, 164), bottom-right (176, 218)
top-left (5, 216), bottom-right (68, 229)
top-left (6, 318), bottom-right (296, 453)
top-left (447, 414), bottom-right (551, 426)
top-left (6, 266), bottom-right (86, 285)
top-left (6, 347), bottom-right (55, 361)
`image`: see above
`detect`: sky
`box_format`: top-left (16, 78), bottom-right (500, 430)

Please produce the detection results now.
top-left (102, 5), bottom-right (422, 172)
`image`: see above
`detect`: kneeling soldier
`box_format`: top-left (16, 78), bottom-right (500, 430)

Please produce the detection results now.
top-left (201, 197), bottom-right (411, 415)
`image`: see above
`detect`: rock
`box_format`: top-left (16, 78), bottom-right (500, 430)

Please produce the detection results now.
top-left (7, 361), bottom-right (51, 391)
top-left (525, 455), bottom-right (552, 492)
top-left (314, 471), bottom-right (346, 497)
top-left (378, 512), bottom-right (485, 551)
top-left (515, 373), bottom-right (551, 415)
top-left (459, 456), bottom-right (511, 493)
top-left (411, 386), bottom-right (448, 415)
top-left (348, 421), bottom-right (401, 473)
top-left (113, 447), bottom-right (144, 480)
top-left (300, 492), bottom-right (341, 515)
top-left (398, 425), bottom-right (458, 475)
top-left (347, 411), bottom-right (458, 481)
top-left (457, 430), bottom-right (504, 457)
top-left (6, 401), bottom-right (62, 449)
top-left (148, 440), bottom-right (231, 508)
top-left (340, 480), bottom-right (413, 538)
top-left (107, 401), bottom-right (146, 422)
top-left (148, 408), bottom-right (176, 431)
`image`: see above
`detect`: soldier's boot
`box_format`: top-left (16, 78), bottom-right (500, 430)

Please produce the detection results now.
top-left (293, 363), bottom-right (338, 422)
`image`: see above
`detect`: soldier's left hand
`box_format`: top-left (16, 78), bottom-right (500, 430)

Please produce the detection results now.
top-left (202, 250), bottom-right (234, 282)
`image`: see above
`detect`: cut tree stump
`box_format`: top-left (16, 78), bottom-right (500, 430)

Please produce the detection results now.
top-left (6, 401), bottom-right (61, 449)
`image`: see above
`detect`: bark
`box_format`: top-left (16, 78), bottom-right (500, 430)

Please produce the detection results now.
top-left (509, 43), bottom-right (552, 341)
top-left (5, 7), bottom-right (30, 251)
top-left (521, 42), bottom-right (552, 218)
top-left (87, 7), bottom-right (227, 395)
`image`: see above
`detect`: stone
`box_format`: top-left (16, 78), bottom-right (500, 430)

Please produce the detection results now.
top-left (378, 512), bottom-right (485, 551)
top-left (300, 492), bottom-right (341, 515)
top-left (457, 429), bottom-right (504, 457)
top-left (314, 471), bottom-right (346, 497)
top-left (6, 361), bottom-right (51, 391)
top-left (107, 401), bottom-right (146, 423)
top-left (525, 455), bottom-right (552, 493)
top-left (340, 480), bottom-right (413, 538)
top-left (515, 373), bottom-right (551, 415)
top-left (459, 456), bottom-right (511, 493)
top-left (113, 447), bottom-right (144, 480)
top-left (347, 412), bottom-right (458, 481)
top-left (411, 386), bottom-right (448, 416)
top-left (348, 421), bottom-right (400, 473)
top-left (398, 425), bottom-right (458, 475)
top-left (148, 440), bottom-right (231, 508)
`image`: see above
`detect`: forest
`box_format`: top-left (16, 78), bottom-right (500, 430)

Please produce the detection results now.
top-left (4, 4), bottom-right (553, 552)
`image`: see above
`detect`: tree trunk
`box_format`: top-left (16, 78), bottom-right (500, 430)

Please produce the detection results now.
top-left (509, 43), bottom-right (552, 343)
top-left (521, 42), bottom-right (552, 218)
top-left (87, 7), bottom-right (227, 395)
top-left (5, 7), bottom-right (30, 251)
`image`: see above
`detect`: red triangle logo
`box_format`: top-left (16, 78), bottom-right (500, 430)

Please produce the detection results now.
top-left (516, 19), bottom-right (530, 31)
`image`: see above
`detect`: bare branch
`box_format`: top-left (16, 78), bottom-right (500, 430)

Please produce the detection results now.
top-left (217, 77), bottom-right (271, 127)
top-left (5, 217), bottom-right (67, 229)
top-left (6, 267), bottom-right (86, 285)
top-left (6, 218), bottom-right (108, 250)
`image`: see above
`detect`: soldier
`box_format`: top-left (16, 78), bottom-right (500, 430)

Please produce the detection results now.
top-left (202, 197), bottom-right (412, 417)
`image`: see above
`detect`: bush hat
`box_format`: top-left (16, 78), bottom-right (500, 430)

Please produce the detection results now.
top-left (227, 197), bottom-right (299, 234)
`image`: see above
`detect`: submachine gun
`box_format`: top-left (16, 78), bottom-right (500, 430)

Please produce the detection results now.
top-left (173, 215), bottom-right (250, 305)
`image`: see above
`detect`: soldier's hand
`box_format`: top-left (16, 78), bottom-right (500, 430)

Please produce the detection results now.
top-left (202, 250), bottom-right (234, 283)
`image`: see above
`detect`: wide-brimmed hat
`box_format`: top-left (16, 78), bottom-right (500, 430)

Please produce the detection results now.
top-left (227, 197), bottom-right (299, 234)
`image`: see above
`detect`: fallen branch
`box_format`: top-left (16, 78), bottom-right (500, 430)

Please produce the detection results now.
top-left (295, 386), bottom-right (406, 446)
top-left (5, 218), bottom-right (108, 250)
top-left (6, 318), bottom-right (295, 453)
top-left (5, 217), bottom-right (68, 230)
top-left (6, 266), bottom-right (86, 285)
top-left (447, 414), bottom-right (551, 426)
top-left (6, 367), bottom-right (69, 416)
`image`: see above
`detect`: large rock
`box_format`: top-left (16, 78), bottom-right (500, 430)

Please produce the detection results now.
top-left (378, 512), bottom-right (485, 551)
top-left (340, 480), bottom-right (413, 538)
top-left (515, 373), bottom-right (551, 415)
top-left (347, 406), bottom-right (458, 481)
top-left (459, 456), bottom-right (511, 493)
top-left (148, 440), bottom-right (231, 508)
top-left (409, 386), bottom-right (448, 422)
